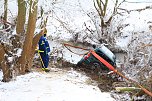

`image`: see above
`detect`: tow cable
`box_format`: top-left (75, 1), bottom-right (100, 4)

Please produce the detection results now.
top-left (63, 43), bottom-right (152, 97)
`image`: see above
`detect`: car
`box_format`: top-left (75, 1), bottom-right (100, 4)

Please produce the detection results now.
top-left (76, 45), bottom-right (116, 73)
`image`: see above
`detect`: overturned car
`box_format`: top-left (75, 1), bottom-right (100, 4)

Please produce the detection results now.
top-left (76, 45), bottom-right (116, 73)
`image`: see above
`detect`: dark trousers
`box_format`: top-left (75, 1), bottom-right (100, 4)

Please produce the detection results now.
top-left (40, 53), bottom-right (49, 68)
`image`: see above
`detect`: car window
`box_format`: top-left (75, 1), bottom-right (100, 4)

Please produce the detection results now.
top-left (98, 45), bottom-right (116, 62)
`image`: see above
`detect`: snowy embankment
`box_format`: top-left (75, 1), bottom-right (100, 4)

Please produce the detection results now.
top-left (0, 68), bottom-right (115, 101)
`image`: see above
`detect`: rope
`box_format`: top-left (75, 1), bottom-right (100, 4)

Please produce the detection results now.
top-left (63, 43), bottom-right (89, 55)
top-left (63, 43), bottom-right (152, 97)
top-left (90, 50), bottom-right (152, 97)
top-left (63, 43), bottom-right (90, 51)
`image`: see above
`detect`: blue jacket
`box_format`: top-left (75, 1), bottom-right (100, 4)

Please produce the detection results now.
top-left (38, 36), bottom-right (50, 55)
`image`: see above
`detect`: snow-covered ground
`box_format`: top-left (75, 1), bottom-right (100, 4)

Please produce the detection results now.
top-left (0, 68), bottom-right (115, 101)
top-left (0, 0), bottom-right (152, 100)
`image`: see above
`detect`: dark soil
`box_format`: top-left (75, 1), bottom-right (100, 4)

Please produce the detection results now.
top-left (74, 66), bottom-right (118, 92)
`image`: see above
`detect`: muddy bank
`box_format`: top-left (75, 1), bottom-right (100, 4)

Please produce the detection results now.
top-left (56, 61), bottom-right (146, 101)
top-left (33, 57), bottom-right (146, 101)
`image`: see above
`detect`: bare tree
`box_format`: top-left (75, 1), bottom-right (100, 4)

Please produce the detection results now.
top-left (3, 0), bottom-right (8, 22)
top-left (16, 0), bottom-right (26, 35)
top-left (0, 0), bottom-right (47, 81)
top-left (18, 0), bottom-right (38, 74)
top-left (0, 43), bottom-right (11, 82)
top-left (92, 0), bottom-right (125, 46)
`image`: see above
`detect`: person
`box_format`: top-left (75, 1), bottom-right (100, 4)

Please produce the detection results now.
top-left (38, 28), bottom-right (50, 72)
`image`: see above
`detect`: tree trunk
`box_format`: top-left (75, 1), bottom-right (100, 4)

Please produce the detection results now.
top-left (0, 44), bottom-right (11, 82)
top-left (3, 0), bottom-right (8, 29)
top-left (16, 0), bottom-right (26, 35)
top-left (28, 30), bottom-right (45, 69)
top-left (4, 0), bottom-right (8, 22)
top-left (18, 0), bottom-right (38, 74)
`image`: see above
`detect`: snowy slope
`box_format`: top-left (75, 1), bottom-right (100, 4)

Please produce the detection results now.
top-left (1, 0), bottom-right (152, 48)
top-left (116, 2), bottom-right (152, 48)
top-left (0, 68), bottom-right (115, 101)
top-left (0, 0), bottom-right (152, 100)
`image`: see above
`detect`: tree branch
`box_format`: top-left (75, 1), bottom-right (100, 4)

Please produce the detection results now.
top-left (103, 0), bottom-right (108, 16)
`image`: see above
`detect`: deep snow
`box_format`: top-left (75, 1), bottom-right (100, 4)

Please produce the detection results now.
top-left (0, 68), bottom-right (115, 101)
top-left (0, 0), bottom-right (152, 100)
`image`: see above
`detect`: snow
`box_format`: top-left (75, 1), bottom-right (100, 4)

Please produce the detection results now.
top-left (115, 2), bottom-right (152, 48)
top-left (16, 48), bottom-right (22, 57)
top-left (0, 0), bottom-right (18, 23)
top-left (0, 68), bottom-right (115, 101)
top-left (48, 40), bottom-right (83, 64)
top-left (0, 70), bottom-right (2, 80)
top-left (0, 0), bottom-right (152, 100)
top-left (7, 57), bottom-right (13, 63)
top-left (116, 37), bottom-right (130, 48)
top-left (62, 50), bottom-right (82, 64)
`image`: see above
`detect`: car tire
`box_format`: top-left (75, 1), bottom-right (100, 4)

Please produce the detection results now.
top-left (91, 62), bottom-right (102, 74)
top-left (91, 61), bottom-right (111, 74)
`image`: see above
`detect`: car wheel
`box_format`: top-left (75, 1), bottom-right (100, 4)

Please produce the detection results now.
top-left (91, 62), bottom-right (102, 74)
